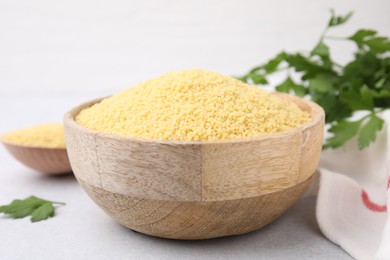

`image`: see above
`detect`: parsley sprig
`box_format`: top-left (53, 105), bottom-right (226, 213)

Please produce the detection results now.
top-left (239, 10), bottom-right (390, 149)
top-left (0, 196), bottom-right (65, 222)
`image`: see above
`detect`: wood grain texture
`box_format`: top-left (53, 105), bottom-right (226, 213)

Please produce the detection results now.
top-left (97, 137), bottom-right (202, 201)
top-left (2, 141), bottom-right (72, 175)
top-left (297, 100), bottom-right (324, 183)
top-left (64, 93), bottom-right (324, 239)
top-left (79, 176), bottom-right (312, 240)
top-left (273, 94), bottom-right (324, 183)
top-left (64, 119), bottom-right (104, 188)
top-left (201, 131), bottom-right (301, 201)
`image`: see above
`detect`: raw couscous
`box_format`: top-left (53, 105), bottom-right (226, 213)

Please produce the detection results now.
top-left (76, 69), bottom-right (310, 141)
top-left (2, 124), bottom-right (66, 148)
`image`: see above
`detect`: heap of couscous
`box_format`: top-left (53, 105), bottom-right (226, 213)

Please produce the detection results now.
top-left (2, 124), bottom-right (66, 148)
top-left (76, 69), bottom-right (310, 141)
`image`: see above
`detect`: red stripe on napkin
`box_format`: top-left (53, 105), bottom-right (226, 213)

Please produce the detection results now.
top-left (361, 190), bottom-right (387, 213)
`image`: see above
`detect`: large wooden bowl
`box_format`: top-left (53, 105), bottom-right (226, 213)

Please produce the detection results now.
top-left (64, 93), bottom-right (324, 240)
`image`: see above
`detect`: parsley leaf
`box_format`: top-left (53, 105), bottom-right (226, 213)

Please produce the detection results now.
top-left (311, 41), bottom-right (330, 59)
top-left (340, 90), bottom-right (374, 111)
top-left (0, 196), bottom-right (65, 222)
top-left (314, 94), bottom-right (351, 123)
top-left (237, 52), bottom-right (288, 84)
top-left (328, 9), bottom-right (353, 27)
top-left (365, 37), bottom-right (390, 53)
top-left (309, 73), bottom-right (336, 93)
top-left (358, 114), bottom-right (385, 149)
top-left (239, 10), bottom-right (389, 149)
top-left (349, 29), bottom-right (377, 48)
top-left (263, 52), bottom-right (287, 73)
top-left (31, 203), bottom-right (55, 222)
top-left (276, 77), bottom-right (307, 97)
top-left (325, 120), bottom-right (362, 149)
top-left (349, 29), bottom-right (390, 53)
top-left (285, 54), bottom-right (332, 80)
top-left (249, 73), bottom-right (268, 85)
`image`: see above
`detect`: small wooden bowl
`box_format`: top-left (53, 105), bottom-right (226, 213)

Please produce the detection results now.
top-left (2, 141), bottom-right (72, 175)
top-left (64, 93), bottom-right (324, 240)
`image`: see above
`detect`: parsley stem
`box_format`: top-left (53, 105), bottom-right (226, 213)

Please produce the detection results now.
top-left (356, 112), bottom-right (376, 123)
top-left (375, 108), bottom-right (386, 114)
top-left (325, 35), bottom-right (347, 40)
top-left (50, 201), bottom-right (66, 205)
top-left (333, 62), bottom-right (343, 69)
top-left (273, 67), bottom-right (290, 73)
top-left (319, 25), bottom-right (330, 41)
top-left (43, 199), bottom-right (65, 205)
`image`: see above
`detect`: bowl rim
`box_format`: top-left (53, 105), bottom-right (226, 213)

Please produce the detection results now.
top-left (1, 138), bottom-right (68, 150)
top-left (64, 92), bottom-right (325, 145)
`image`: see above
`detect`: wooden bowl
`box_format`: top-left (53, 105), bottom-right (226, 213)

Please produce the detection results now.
top-left (63, 93), bottom-right (324, 240)
top-left (2, 141), bottom-right (72, 175)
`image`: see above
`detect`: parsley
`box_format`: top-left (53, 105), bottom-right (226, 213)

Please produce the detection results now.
top-left (239, 10), bottom-right (390, 149)
top-left (0, 196), bottom-right (65, 222)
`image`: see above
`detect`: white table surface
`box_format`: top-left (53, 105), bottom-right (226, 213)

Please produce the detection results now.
top-left (0, 95), bottom-right (353, 260)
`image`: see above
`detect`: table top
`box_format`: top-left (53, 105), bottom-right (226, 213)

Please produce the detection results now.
top-left (0, 95), bottom-right (352, 260)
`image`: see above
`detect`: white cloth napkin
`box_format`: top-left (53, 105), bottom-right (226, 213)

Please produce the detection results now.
top-left (317, 112), bottom-right (390, 260)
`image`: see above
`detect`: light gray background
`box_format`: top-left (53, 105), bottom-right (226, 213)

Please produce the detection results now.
top-left (0, 0), bottom-right (389, 259)
top-left (1, 0), bottom-right (389, 97)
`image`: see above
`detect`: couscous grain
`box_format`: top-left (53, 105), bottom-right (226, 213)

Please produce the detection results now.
top-left (76, 69), bottom-right (310, 141)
